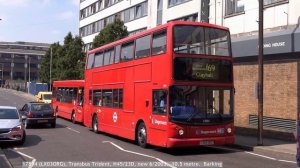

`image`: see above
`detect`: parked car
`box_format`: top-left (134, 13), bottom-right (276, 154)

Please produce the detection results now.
top-left (20, 102), bottom-right (56, 128)
top-left (36, 91), bottom-right (52, 104)
top-left (0, 106), bottom-right (26, 145)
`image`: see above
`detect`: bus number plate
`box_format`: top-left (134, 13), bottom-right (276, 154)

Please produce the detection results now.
top-left (200, 140), bottom-right (214, 145)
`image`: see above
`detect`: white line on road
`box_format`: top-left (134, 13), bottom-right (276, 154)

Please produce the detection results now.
top-left (10, 149), bottom-right (36, 168)
top-left (210, 146), bottom-right (296, 164)
top-left (245, 151), bottom-right (277, 160)
top-left (66, 127), bottom-right (80, 133)
top-left (278, 159), bottom-right (297, 164)
top-left (103, 141), bottom-right (176, 168)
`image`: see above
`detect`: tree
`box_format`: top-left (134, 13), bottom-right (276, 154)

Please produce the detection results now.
top-left (92, 19), bottom-right (129, 49)
top-left (39, 42), bottom-right (61, 84)
top-left (55, 33), bottom-right (85, 80)
top-left (40, 32), bottom-right (85, 86)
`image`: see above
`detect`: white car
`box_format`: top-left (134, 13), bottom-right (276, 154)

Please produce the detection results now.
top-left (0, 106), bottom-right (26, 145)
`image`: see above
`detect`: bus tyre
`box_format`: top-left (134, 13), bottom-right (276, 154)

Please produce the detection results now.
top-left (137, 123), bottom-right (148, 148)
top-left (71, 112), bottom-right (76, 124)
top-left (92, 115), bottom-right (99, 133)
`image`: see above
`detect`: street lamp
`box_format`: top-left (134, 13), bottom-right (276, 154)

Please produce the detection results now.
top-left (0, 63), bottom-right (3, 87)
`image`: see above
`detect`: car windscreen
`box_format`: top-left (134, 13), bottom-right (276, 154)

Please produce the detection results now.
top-left (31, 104), bottom-right (52, 111)
top-left (43, 94), bottom-right (52, 100)
top-left (0, 109), bottom-right (19, 119)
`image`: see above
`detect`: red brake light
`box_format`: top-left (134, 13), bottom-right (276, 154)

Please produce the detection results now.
top-left (27, 112), bottom-right (33, 118)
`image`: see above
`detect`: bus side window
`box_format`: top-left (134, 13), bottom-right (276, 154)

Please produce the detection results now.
top-left (152, 90), bottom-right (167, 115)
top-left (152, 29), bottom-right (167, 55)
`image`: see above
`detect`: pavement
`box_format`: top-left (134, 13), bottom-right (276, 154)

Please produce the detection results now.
top-left (233, 134), bottom-right (296, 156)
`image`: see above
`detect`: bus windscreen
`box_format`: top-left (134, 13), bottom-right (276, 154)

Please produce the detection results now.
top-left (173, 25), bottom-right (230, 56)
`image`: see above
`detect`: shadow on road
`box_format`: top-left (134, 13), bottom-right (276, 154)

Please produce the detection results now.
top-left (89, 130), bottom-right (237, 156)
top-left (25, 123), bottom-right (67, 129)
top-left (0, 134), bottom-right (42, 149)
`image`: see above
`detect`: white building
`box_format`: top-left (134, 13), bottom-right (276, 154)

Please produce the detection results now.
top-left (79, 0), bottom-right (300, 139)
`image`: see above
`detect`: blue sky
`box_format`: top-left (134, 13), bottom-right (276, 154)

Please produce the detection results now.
top-left (0, 0), bottom-right (79, 44)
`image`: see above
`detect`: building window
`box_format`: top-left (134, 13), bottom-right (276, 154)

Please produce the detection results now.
top-left (80, 1), bottom-right (147, 37)
top-left (225, 0), bottom-right (244, 16)
top-left (170, 13), bottom-right (198, 22)
top-left (168, 0), bottom-right (190, 7)
top-left (157, 0), bottom-right (163, 25)
top-left (263, 0), bottom-right (288, 6)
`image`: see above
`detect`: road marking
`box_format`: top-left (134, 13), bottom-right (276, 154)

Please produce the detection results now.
top-left (210, 146), bottom-right (295, 164)
top-left (103, 141), bottom-right (176, 168)
top-left (9, 149), bottom-right (36, 168)
top-left (278, 159), bottom-right (297, 164)
top-left (66, 127), bottom-right (80, 133)
top-left (245, 151), bottom-right (276, 160)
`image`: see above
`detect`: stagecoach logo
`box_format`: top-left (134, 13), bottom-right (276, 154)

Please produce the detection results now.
top-left (151, 118), bottom-right (167, 125)
top-left (112, 112), bottom-right (118, 123)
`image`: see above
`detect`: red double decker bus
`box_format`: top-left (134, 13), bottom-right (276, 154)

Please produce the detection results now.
top-left (52, 80), bottom-right (85, 123)
top-left (84, 21), bottom-right (234, 148)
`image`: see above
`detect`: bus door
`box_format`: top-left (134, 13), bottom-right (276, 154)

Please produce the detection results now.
top-left (84, 89), bottom-right (93, 128)
top-left (76, 88), bottom-right (84, 122)
top-left (149, 89), bottom-right (168, 146)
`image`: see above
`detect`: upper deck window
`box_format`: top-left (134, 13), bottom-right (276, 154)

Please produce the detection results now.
top-left (86, 53), bottom-right (94, 69)
top-left (121, 41), bottom-right (134, 61)
top-left (94, 52), bottom-right (104, 67)
top-left (173, 25), bottom-right (230, 56)
top-left (135, 35), bottom-right (151, 58)
top-left (152, 29), bottom-right (167, 55)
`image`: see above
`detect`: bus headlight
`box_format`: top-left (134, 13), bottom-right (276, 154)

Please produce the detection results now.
top-left (178, 129), bottom-right (184, 136)
top-left (227, 128), bottom-right (232, 134)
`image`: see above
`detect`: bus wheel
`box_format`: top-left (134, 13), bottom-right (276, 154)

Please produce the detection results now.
top-left (137, 122), bottom-right (147, 148)
top-left (92, 115), bottom-right (99, 133)
top-left (71, 112), bottom-right (76, 124)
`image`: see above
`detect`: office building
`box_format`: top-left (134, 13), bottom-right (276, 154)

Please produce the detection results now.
top-left (0, 41), bottom-right (50, 86)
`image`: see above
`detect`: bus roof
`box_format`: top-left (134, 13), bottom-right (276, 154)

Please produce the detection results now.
top-left (53, 80), bottom-right (85, 87)
top-left (87, 21), bottom-right (229, 55)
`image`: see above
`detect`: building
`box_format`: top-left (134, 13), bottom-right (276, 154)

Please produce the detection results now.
top-left (0, 41), bottom-right (50, 86)
top-left (79, 0), bottom-right (300, 139)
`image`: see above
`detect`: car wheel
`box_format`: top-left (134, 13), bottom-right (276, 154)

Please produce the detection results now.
top-left (24, 120), bottom-right (29, 129)
top-left (71, 112), bottom-right (76, 124)
top-left (17, 131), bottom-right (26, 145)
top-left (137, 122), bottom-right (148, 148)
top-left (92, 115), bottom-right (99, 133)
top-left (51, 122), bottom-right (56, 128)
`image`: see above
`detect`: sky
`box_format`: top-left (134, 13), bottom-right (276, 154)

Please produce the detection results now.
top-left (0, 0), bottom-right (79, 44)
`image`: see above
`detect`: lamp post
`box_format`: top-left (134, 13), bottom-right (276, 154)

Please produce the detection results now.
top-left (0, 63), bottom-right (3, 87)
top-left (258, 0), bottom-right (264, 146)
top-left (49, 47), bottom-right (52, 91)
top-left (28, 57), bottom-right (31, 94)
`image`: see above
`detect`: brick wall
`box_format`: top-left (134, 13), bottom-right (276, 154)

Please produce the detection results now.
top-left (233, 61), bottom-right (298, 132)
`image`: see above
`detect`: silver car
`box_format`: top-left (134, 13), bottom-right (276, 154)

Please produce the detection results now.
top-left (0, 106), bottom-right (26, 145)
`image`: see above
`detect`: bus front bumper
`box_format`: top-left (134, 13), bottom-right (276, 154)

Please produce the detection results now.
top-left (166, 136), bottom-right (234, 148)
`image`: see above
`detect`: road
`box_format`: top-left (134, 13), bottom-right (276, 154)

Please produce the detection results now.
top-left (0, 88), bottom-right (296, 168)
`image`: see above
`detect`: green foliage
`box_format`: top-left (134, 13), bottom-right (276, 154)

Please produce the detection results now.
top-left (92, 19), bottom-right (129, 49)
top-left (39, 32), bottom-right (85, 86)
